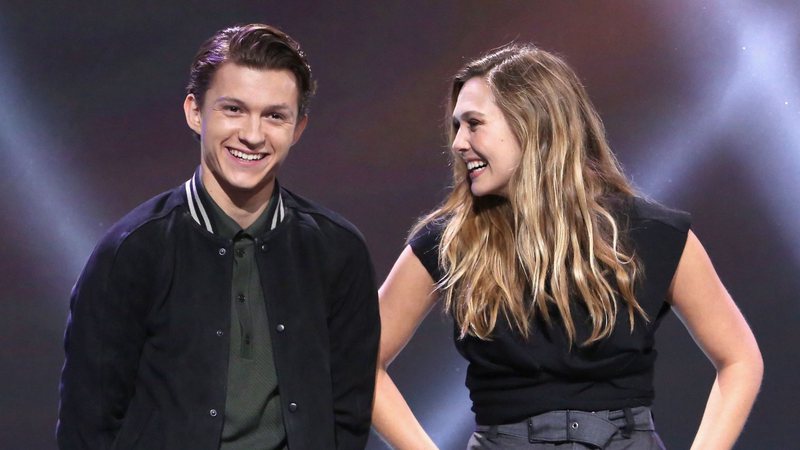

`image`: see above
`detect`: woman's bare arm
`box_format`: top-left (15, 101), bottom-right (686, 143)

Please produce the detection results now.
top-left (669, 231), bottom-right (763, 450)
top-left (372, 246), bottom-right (441, 449)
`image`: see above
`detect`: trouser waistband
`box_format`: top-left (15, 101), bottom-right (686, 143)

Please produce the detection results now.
top-left (475, 406), bottom-right (655, 448)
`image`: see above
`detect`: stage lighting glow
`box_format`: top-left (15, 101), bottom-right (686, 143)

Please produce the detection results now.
top-left (430, 393), bottom-right (475, 448)
top-left (638, 2), bottom-right (800, 262)
top-left (0, 38), bottom-right (97, 279)
top-left (730, 8), bottom-right (800, 262)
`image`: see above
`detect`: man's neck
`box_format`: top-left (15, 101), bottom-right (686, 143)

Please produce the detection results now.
top-left (201, 169), bottom-right (274, 230)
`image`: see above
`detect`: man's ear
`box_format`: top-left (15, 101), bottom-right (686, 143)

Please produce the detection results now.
top-left (291, 114), bottom-right (309, 145)
top-left (183, 94), bottom-right (202, 135)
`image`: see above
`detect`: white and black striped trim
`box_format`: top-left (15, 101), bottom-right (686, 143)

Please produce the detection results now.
top-left (184, 171), bottom-right (285, 233)
top-left (270, 194), bottom-right (284, 230)
top-left (184, 174), bottom-right (213, 233)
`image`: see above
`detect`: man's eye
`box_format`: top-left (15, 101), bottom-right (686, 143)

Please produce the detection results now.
top-left (224, 105), bottom-right (241, 113)
top-left (267, 113), bottom-right (286, 120)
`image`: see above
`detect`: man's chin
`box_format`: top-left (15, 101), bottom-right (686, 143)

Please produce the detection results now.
top-left (220, 175), bottom-right (275, 195)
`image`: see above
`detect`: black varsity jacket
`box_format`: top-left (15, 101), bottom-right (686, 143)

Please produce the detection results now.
top-left (57, 171), bottom-right (380, 450)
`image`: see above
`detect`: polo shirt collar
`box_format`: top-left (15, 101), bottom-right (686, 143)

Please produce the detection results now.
top-left (183, 167), bottom-right (285, 235)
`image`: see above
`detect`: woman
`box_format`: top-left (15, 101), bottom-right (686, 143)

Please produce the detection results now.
top-left (372, 44), bottom-right (763, 449)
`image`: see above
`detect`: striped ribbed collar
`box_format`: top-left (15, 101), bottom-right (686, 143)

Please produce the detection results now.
top-left (183, 168), bottom-right (285, 235)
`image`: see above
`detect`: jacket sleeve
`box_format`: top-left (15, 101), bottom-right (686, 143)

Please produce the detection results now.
top-left (57, 232), bottom-right (153, 450)
top-left (327, 235), bottom-right (380, 450)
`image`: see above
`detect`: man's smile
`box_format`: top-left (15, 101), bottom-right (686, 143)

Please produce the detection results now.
top-left (227, 147), bottom-right (266, 161)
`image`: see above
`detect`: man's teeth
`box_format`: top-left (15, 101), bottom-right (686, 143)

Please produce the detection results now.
top-left (229, 149), bottom-right (265, 161)
top-left (467, 160), bottom-right (487, 171)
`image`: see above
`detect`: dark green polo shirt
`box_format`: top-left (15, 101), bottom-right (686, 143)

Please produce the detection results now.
top-left (199, 182), bottom-right (286, 450)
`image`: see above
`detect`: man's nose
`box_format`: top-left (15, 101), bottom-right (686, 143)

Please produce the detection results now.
top-left (238, 116), bottom-right (265, 149)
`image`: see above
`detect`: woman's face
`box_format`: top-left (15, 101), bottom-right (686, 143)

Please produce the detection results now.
top-left (451, 77), bottom-right (523, 198)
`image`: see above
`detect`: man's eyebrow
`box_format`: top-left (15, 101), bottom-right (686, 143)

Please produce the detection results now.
top-left (212, 96), bottom-right (246, 108)
top-left (213, 97), bottom-right (294, 114)
top-left (266, 103), bottom-right (293, 113)
top-left (214, 96), bottom-right (243, 104)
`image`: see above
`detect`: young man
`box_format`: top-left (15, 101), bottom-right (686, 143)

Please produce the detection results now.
top-left (57, 24), bottom-right (380, 450)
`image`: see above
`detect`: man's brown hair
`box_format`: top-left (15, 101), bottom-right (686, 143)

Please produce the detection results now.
top-left (187, 23), bottom-right (317, 117)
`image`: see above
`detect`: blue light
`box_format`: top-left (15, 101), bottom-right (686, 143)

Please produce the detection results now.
top-left (0, 33), bottom-right (98, 280)
top-left (637, 1), bottom-right (800, 261)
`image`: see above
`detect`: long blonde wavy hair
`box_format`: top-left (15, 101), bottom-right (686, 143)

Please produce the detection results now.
top-left (412, 44), bottom-right (643, 346)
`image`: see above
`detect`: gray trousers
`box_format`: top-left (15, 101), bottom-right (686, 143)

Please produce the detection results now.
top-left (466, 406), bottom-right (666, 449)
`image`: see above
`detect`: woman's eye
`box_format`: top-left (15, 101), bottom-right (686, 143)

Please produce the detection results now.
top-left (468, 119), bottom-right (480, 130)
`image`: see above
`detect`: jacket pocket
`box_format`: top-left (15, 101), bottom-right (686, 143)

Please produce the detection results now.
top-left (111, 404), bottom-right (161, 450)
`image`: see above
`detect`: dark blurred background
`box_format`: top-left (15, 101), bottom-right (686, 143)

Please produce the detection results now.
top-left (1, 1), bottom-right (798, 448)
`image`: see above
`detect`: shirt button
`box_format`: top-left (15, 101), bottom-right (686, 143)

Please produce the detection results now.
top-left (570, 421), bottom-right (579, 429)
top-left (236, 248), bottom-right (245, 257)
top-left (237, 294), bottom-right (246, 303)
top-left (276, 324), bottom-right (285, 333)
top-left (218, 248), bottom-right (226, 256)
top-left (216, 330), bottom-right (224, 336)
top-left (209, 409), bottom-right (218, 417)
top-left (288, 402), bottom-right (298, 412)
top-left (260, 243), bottom-right (269, 252)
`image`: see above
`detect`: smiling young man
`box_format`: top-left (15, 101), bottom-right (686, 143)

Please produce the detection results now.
top-left (57, 24), bottom-right (380, 450)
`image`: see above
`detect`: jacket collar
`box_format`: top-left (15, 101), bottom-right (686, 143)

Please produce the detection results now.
top-left (183, 167), bottom-right (284, 235)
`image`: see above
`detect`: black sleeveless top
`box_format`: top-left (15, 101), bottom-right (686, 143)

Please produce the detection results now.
top-left (409, 197), bottom-right (690, 425)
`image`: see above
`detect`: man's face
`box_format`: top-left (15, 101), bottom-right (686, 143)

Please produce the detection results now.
top-left (184, 63), bottom-right (307, 199)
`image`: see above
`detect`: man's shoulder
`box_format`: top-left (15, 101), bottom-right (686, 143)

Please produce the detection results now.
top-left (99, 183), bottom-right (187, 252)
top-left (78, 182), bottom-right (187, 281)
top-left (280, 187), bottom-right (367, 244)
